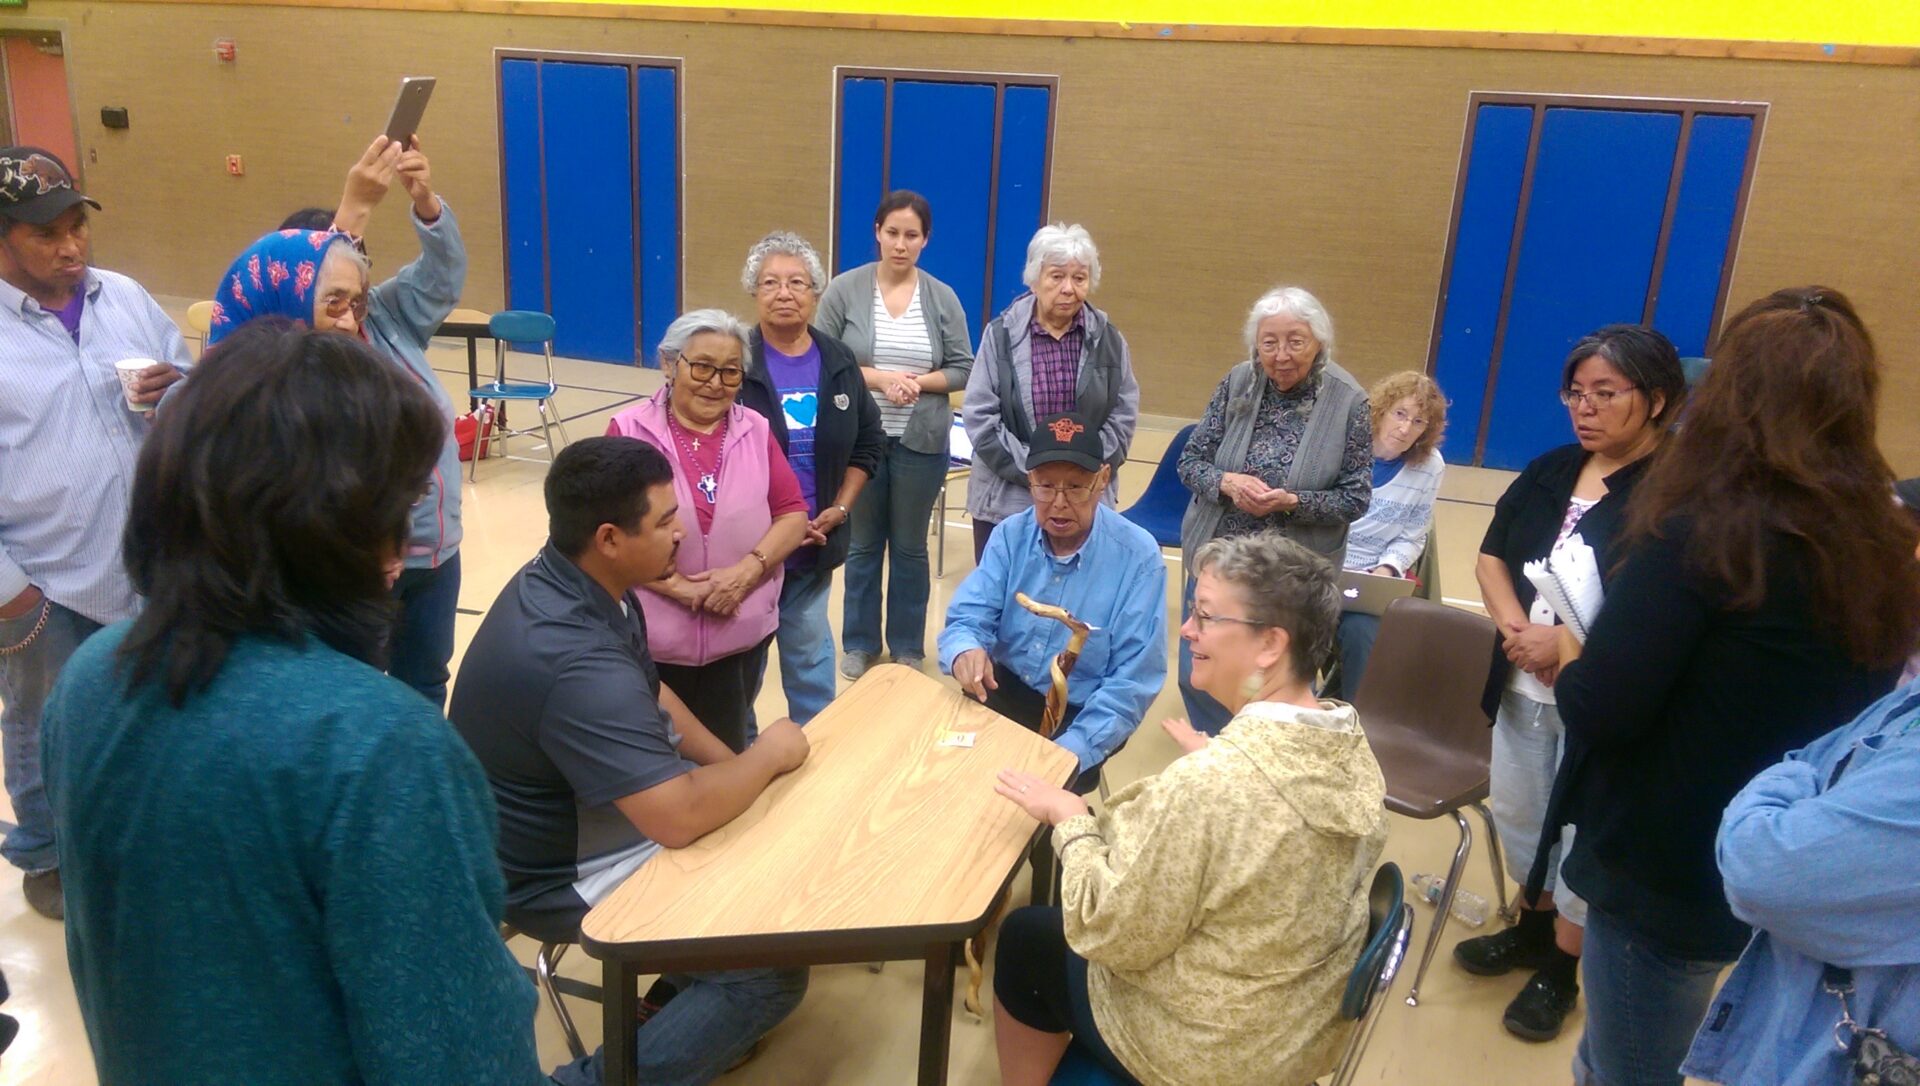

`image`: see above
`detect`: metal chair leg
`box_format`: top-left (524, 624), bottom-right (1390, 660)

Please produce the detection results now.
top-left (538, 401), bottom-right (560, 461)
top-left (536, 941), bottom-right (587, 1061)
top-left (934, 480), bottom-right (947, 579)
top-left (1471, 801), bottom-right (1517, 924)
top-left (1406, 810), bottom-right (1472, 1007)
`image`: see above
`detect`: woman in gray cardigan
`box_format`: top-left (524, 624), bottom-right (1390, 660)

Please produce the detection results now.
top-left (1176, 286), bottom-right (1371, 733)
top-left (816, 191), bottom-right (974, 677)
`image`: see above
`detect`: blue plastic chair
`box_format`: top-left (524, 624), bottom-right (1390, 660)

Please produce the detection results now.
top-left (1119, 424), bottom-right (1196, 549)
top-left (469, 310), bottom-right (567, 480)
top-left (1048, 863), bottom-right (1412, 1086)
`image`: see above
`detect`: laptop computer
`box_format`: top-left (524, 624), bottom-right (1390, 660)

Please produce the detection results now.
top-left (1338, 570), bottom-right (1418, 616)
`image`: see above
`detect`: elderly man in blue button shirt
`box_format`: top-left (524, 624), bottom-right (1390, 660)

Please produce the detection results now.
top-left (0, 146), bottom-right (190, 919)
top-left (940, 410), bottom-right (1168, 783)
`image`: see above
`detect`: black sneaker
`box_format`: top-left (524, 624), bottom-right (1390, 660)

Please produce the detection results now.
top-left (21, 870), bottom-right (61, 921)
top-left (1502, 968), bottom-right (1579, 1042)
top-left (1453, 920), bottom-right (1555, 976)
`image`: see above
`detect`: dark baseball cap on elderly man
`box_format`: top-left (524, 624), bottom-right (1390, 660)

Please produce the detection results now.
top-left (0, 146), bottom-right (101, 224)
top-left (1027, 412), bottom-right (1105, 473)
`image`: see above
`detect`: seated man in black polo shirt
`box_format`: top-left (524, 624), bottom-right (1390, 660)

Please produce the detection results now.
top-left (451, 437), bottom-right (810, 1085)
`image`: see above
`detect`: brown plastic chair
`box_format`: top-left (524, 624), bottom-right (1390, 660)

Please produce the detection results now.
top-left (1352, 597), bottom-right (1515, 1006)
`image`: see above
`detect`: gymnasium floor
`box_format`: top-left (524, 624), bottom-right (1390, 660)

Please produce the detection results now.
top-left (0, 305), bottom-right (1669, 1086)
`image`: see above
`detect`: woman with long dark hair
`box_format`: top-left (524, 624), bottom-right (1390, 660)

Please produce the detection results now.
top-left (41, 320), bottom-right (543, 1085)
top-left (1549, 287), bottom-right (1920, 1086)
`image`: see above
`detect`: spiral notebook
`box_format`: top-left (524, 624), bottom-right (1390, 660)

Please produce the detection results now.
top-left (1522, 534), bottom-right (1605, 643)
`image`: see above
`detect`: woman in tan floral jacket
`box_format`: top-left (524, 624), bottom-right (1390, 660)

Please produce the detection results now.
top-left (993, 531), bottom-right (1388, 1086)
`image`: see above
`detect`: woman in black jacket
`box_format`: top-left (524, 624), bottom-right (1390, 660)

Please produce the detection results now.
top-left (737, 231), bottom-right (886, 726)
top-left (1552, 287), bottom-right (1920, 1086)
top-left (1456, 325), bottom-right (1687, 1043)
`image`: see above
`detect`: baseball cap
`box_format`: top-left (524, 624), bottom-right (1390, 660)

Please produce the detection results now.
top-left (0, 146), bottom-right (100, 225)
top-left (1027, 412), bottom-right (1104, 473)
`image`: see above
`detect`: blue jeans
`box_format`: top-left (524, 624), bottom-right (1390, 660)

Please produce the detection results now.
top-left (1573, 904), bottom-right (1727, 1086)
top-left (0, 599), bottom-right (102, 873)
top-left (548, 966), bottom-right (808, 1086)
top-left (1325, 611), bottom-right (1380, 702)
top-left (388, 552), bottom-right (461, 710)
top-left (842, 438), bottom-right (948, 661)
top-left (1175, 576), bottom-right (1233, 734)
top-left (776, 566), bottom-right (835, 725)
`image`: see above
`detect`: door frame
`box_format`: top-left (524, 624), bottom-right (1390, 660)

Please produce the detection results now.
top-left (827, 65), bottom-right (1059, 314)
top-left (1423, 91), bottom-right (1767, 464)
top-left (0, 22), bottom-right (84, 187)
top-left (493, 48), bottom-right (685, 360)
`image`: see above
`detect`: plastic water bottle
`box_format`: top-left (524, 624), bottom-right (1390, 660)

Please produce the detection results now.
top-left (1409, 872), bottom-right (1489, 927)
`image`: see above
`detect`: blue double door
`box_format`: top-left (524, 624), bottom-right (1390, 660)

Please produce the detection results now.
top-left (499, 56), bottom-right (681, 366)
top-left (1432, 100), bottom-right (1760, 468)
top-left (835, 75), bottom-right (1054, 345)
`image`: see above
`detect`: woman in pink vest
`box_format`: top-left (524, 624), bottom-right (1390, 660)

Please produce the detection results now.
top-left (607, 309), bottom-right (810, 752)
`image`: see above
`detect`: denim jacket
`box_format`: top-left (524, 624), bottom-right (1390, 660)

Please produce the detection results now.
top-left (1682, 680), bottom-right (1920, 1084)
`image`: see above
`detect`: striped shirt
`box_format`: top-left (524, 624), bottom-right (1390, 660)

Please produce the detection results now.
top-left (1028, 308), bottom-right (1085, 419)
top-left (869, 284), bottom-right (933, 437)
top-left (0, 269), bottom-right (192, 624)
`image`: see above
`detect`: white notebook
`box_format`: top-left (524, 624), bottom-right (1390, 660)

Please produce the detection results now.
top-left (1523, 533), bottom-right (1605, 643)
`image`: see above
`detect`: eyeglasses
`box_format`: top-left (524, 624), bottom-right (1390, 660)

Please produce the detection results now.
top-left (1029, 482), bottom-right (1099, 506)
top-left (756, 275), bottom-right (815, 297)
top-left (1191, 606), bottom-right (1267, 634)
top-left (1560, 386), bottom-right (1638, 410)
top-left (1257, 335), bottom-right (1315, 357)
top-left (679, 356), bottom-right (746, 388)
top-left (1389, 408), bottom-right (1429, 428)
top-left (321, 292), bottom-right (367, 321)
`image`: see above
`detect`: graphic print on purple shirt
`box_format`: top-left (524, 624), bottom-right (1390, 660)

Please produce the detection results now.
top-left (53, 289), bottom-right (85, 343)
top-left (763, 340), bottom-right (823, 513)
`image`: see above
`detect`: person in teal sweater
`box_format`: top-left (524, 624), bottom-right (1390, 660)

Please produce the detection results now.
top-left (42, 320), bottom-right (543, 1085)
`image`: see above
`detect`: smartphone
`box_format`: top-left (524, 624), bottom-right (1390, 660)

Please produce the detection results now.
top-left (383, 76), bottom-right (436, 148)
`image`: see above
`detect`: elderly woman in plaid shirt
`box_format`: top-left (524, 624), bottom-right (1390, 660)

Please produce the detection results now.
top-left (961, 224), bottom-right (1140, 562)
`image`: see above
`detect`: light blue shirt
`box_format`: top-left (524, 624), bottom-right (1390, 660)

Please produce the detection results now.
top-left (0, 267), bottom-right (191, 623)
top-left (938, 504), bottom-right (1168, 770)
top-left (1682, 680), bottom-right (1920, 1084)
top-left (366, 202), bottom-right (467, 569)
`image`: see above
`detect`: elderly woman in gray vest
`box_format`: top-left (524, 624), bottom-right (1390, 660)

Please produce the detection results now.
top-left (961, 223), bottom-right (1140, 562)
top-left (1176, 286), bottom-right (1371, 733)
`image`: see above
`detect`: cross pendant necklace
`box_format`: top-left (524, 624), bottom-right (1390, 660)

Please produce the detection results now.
top-left (667, 411), bottom-right (727, 505)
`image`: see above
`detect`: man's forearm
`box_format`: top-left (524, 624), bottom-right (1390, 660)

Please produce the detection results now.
top-left (674, 750), bottom-right (783, 842)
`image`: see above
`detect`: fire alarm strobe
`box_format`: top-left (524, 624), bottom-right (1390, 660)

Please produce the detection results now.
top-left (213, 38), bottom-right (236, 62)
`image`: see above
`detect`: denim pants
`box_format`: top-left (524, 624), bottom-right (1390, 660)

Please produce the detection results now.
top-left (548, 966), bottom-right (808, 1086)
top-left (1325, 610), bottom-right (1380, 702)
top-left (0, 599), bottom-right (102, 874)
top-left (841, 438), bottom-right (949, 661)
top-left (1175, 576), bottom-right (1233, 734)
top-left (1573, 905), bottom-right (1726, 1086)
top-left (1490, 687), bottom-right (1587, 924)
top-left (388, 552), bottom-right (461, 710)
top-left (776, 566), bottom-right (836, 725)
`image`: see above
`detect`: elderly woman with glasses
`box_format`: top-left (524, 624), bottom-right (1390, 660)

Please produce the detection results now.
top-left (1454, 325), bottom-right (1687, 1045)
top-left (1323, 371), bottom-right (1449, 701)
top-left (606, 309), bottom-right (811, 753)
top-left (962, 223), bottom-right (1140, 561)
top-left (1174, 286), bottom-right (1371, 734)
top-left (736, 232), bottom-right (886, 725)
top-left (993, 532), bottom-right (1387, 1086)
top-left (209, 141), bottom-right (469, 715)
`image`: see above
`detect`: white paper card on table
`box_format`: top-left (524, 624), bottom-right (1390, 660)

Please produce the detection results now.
top-left (937, 731), bottom-right (978, 748)
top-left (948, 414), bottom-right (974, 464)
top-left (1522, 532), bottom-right (1606, 643)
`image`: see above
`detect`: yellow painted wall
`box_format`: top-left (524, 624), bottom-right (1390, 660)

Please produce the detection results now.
top-left (509, 0), bottom-right (1920, 48)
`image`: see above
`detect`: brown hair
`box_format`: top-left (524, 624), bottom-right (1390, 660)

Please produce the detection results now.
top-left (1366, 371), bottom-right (1448, 463)
top-left (1625, 286), bottom-right (1920, 668)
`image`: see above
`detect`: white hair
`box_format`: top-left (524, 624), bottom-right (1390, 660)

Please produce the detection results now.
top-left (1022, 223), bottom-right (1101, 292)
top-left (1243, 286), bottom-right (1335, 360)
top-left (320, 238), bottom-right (372, 279)
top-left (656, 308), bottom-right (753, 366)
top-left (740, 231), bottom-right (827, 296)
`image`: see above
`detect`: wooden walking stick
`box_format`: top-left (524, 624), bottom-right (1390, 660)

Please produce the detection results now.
top-left (962, 592), bottom-right (1099, 1018)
